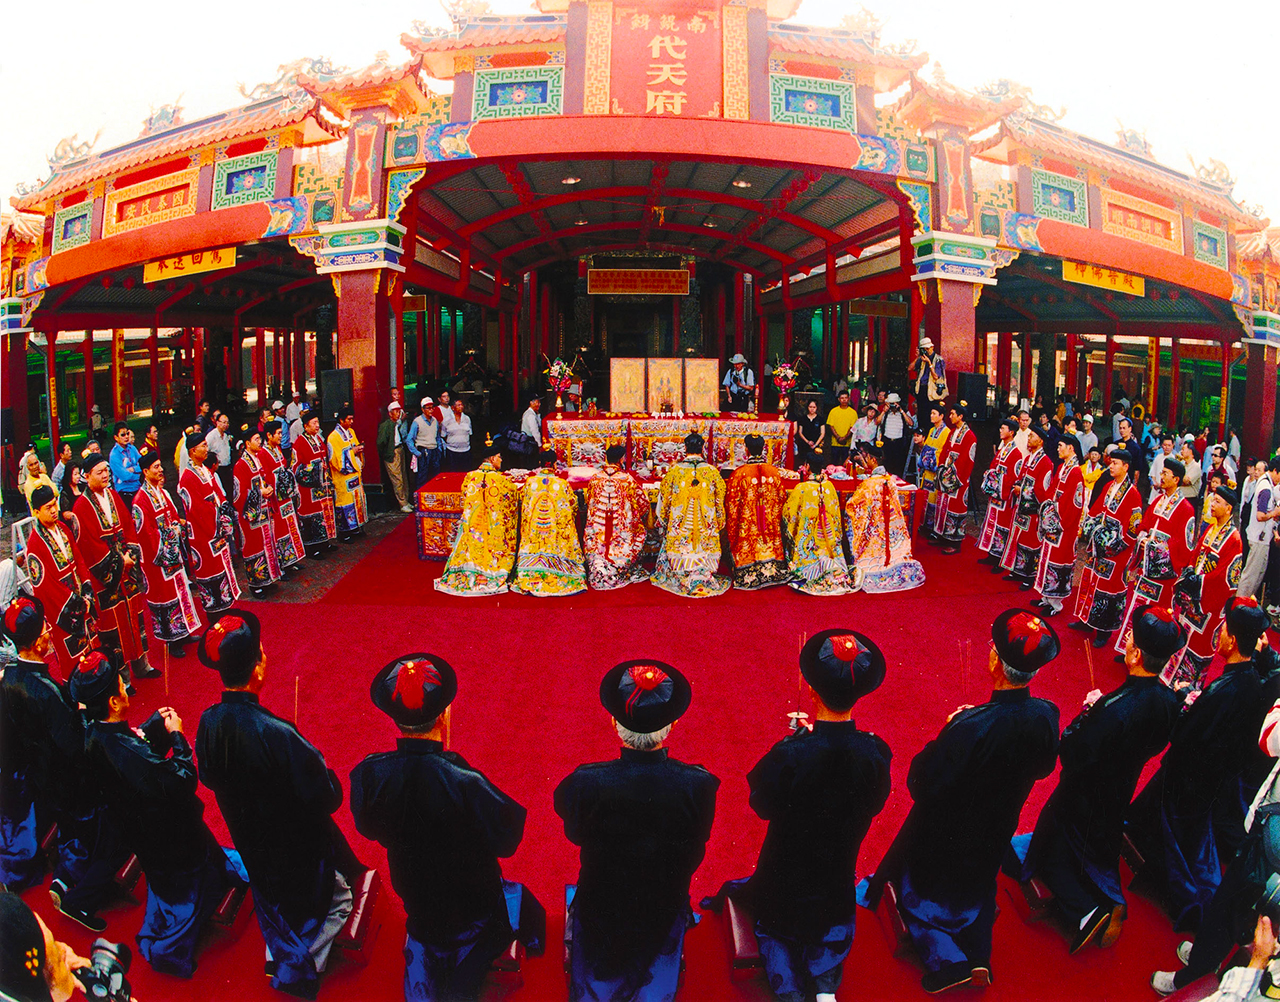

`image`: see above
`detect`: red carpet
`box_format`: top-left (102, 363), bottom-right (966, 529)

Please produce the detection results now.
top-left (30, 520), bottom-right (1213, 1001)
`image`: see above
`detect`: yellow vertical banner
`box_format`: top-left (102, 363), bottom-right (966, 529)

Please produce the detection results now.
top-left (1147, 337), bottom-right (1159, 418)
top-left (111, 328), bottom-right (127, 419)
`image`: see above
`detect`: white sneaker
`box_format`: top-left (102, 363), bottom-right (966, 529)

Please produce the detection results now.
top-left (1151, 971), bottom-right (1178, 996)
top-left (1176, 941), bottom-right (1193, 966)
top-left (400, 505), bottom-right (413, 513)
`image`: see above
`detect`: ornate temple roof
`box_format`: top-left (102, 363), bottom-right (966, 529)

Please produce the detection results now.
top-left (973, 115), bottom-right (1261, 228)
top-left (1, 210), bottom-right (43, 245)
top-left (1237, 226), bottom-right (1280, 262)
top-left (767, 22), bottom-right (925, 89)
top-left (401, 15), bottom-right (567, 78)
top-left (891, 76), bottom-right (1014, 134)
top-left (298, 56), bottom-right (432, 118)
top-left (11, 93), bottom-right (342, 212)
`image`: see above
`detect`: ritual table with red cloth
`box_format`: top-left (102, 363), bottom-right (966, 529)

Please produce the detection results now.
top-left (415, 468), bottom-right (924, 561)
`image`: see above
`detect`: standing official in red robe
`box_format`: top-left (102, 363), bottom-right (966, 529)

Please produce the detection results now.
top-left (1113, 459), bottom-right (1196, 658)
top-left (1001, 429), bottom-right (1054, 582)
top-left (978, 420), bottom-right (1022, 571)
top-left (932, 403), bottom-right (977, 555)
top-left (1167, 485), bottom-right (1245, 692)
top-left (291, 412), bottom-right (338, 560)
top-left (69, 455), bottom-right (155, 685)
top-left (1073, 452), bottom-right (1143, 649)
top-left (1033, 436), bottom-right (1086, 616)
top-left (132, 450), bottom-right (204, 657)
top-left (177, 433), bottom-right (242, 615)
top-left (233, 429), bottom-right (283, 596)
top-left (260, 421), bottom-right (305, 573)
top-left (20, 485), bottom-right (97, 675)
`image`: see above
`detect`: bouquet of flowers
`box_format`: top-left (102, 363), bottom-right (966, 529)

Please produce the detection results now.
top-left (773, 361), bottom-right (798, 393)
top-left (546, 358), bottom-right (573, 392)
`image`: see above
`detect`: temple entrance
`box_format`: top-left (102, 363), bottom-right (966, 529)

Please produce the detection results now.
top-left (600, 302), bottom-right (670, 358)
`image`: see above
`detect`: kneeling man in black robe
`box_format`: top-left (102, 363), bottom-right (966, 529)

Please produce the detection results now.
top-left (705, 629), bottom-right (892, 1002)
top-left (1012, 603), bottom-right (1182, 952)
top-left (870, 609), bottom-right (1060, 993)
top-left (350, 653), bottom-right (545, 1002)
top-left (555, 660), bottom-right (719, 1002)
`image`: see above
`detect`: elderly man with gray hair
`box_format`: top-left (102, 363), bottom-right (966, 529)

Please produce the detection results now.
top-left (555, 660), bottom-right (719, 1002)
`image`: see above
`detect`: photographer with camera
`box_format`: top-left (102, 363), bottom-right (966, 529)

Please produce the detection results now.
top-left (0, 892), bottom-right (134, 1002)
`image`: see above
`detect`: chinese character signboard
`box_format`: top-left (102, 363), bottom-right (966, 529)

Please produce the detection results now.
top-left (610, 5), bottom-right (722, 117)
top-left (588, 269), bottom-right (690, 295)
top-left (1062, 260), bottom-right (1145, 297)
top-left (143, 247), bottom-right (238, 284)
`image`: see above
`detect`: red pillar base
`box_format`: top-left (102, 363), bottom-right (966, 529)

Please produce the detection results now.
top-left (921, 279), bottom-right (978, 402)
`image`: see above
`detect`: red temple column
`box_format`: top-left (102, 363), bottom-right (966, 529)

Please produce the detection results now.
top-left (81, 330), bottom-right (95, 425)
top-left (272, 329), bottom-right (282, 396)
top-left (996, 332), bottom-right (1012, 405)
top-left (192, 328), bottom-right (205, 406)
top-left (754, 282), bottom-right (766, 406)
top-left (921, 280), bottom-right (978, 402)
top-left (1242, 340), bottom-right (1279, 460)
top-left (148, 327), bottom-right (159, 419)
top-left (1219, 339), bottom-right (1231, 440)
top-left (253, 328), bottom-right (266, 408)
top-left (43, 333), bottom-right (61, 460)
top-left (111, 328), bottom-right (127, 421)
top-left (1103, 333), bottom-right (1115, 414)
top-left (335, 271), bottom-right (390, 486)
top-left (783, 311), bottom-right (793, 359)
top-left (1169, 335), bottom-right (1181, 430)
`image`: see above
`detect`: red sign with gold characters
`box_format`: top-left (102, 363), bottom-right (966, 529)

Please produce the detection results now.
top-left (610, 4), bottom-right (722, 117)
top-left (588, 269), bottom-right (691, 295)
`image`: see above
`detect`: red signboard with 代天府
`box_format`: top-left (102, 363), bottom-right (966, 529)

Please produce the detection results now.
top-left (609, 4), bottom-right (723, 117)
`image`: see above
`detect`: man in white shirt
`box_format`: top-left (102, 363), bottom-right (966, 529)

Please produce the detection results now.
top-left (441, 399), bottom-right (473, 471)
top-left (407, 397), bottom-right (443, 488)
top-left (1077, 413), bottom-right (1098, 456)
top-left (1149, 434), bottom-right (1176, 502)
top-left (204, 412), bottom-right (234, 498)
top-left (1239, 459), bottom-right (1280, 598)
top-left (521, 397), bottom-right (543, 448)
top-left (1013, 410), bottom-right (1032, 456)
top-left (285, 390), bottom-right (304, 424)
top-left (1177, 438), bottom-right (1203, 503)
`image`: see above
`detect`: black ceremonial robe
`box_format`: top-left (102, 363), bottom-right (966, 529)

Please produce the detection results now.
top-left (874, 687), bottom-right (1059, 971)
top-left (555, 748), bottom-right (718, 991)
top-left (1022, 674), bottom-right (1180, 921)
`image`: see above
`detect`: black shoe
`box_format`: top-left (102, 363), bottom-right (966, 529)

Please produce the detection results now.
top-left (308, 548), bottom-right (327, 560)
top-left (1070, 907), bottom-right (1112, 955)
top-left (1068, 621), bottom-right (1091, 633)
top-left (265, 961), bottom-right (278, 977)
top-left (922, 962), bottom-right (976, 994)
top-left (1092, 630), bottom-right (1113, 649)
top-left (1113, 655), bottom-right (1126, 665)
top-left (125, 684), bottom-right (137, 696)
top-left (1018, 582), bottom-right (1034, 591)
top-left (990, 563), bottom-right (1006, 574)
top-left (168, 642), bottom-right (187, 659)
top-left (133, 665), bottom-right (162, 679)
top-left (50, 892), bottom-right (107, 933)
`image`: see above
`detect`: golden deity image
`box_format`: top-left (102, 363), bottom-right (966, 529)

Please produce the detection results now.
top-left (512, 471), bottom-right (587, 597)
top-left (434, 461), bottom-right (520, 596)
top-left (782, 476), bottom-right (858, 595)
top-left (844, 475), bottom-right (925, 593)
top-left (650, 456), bottom-right (728, 598)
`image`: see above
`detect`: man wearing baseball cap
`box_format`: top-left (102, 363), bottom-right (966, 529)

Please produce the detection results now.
top-left (351, 654), bottom-right (545, 1001)
top-left (705, 630), bottom-right (891, 1002)
top-left (555, 660), bottom-right (719, 1001)
top-left (869, 610), bottom-right (1060, 993)
top-left (195, 610), bottom-right (354, 998)
top-left (1014, 604), bottom-right (1182, 953)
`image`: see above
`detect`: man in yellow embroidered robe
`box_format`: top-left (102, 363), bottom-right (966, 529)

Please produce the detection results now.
top-left (434, 443), bottom-right (520, 596)
top-left (725, 434), bottom-right (792, 590)
top-left (327, 407), bottom-right (367, 539)
top-left (783, 474), bottom-right (856, 595)
top-left (512, 452), bottom-right (586, 597)
top-left (651, 433), bottom-right (728, 598)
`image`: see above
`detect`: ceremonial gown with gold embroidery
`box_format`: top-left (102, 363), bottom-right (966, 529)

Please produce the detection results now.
top-left (782, 479), bottom-right (856, 595)
top-left (726, 461), bottom-right (792, 589)
top-left (512, 472), bottom-right (586, 597)
top-left (584, 466), bottom-right (649, 590)
top-left (435, 463), bottom-right (520, 596)
top-left (651, 458), bottom-right (728, 598)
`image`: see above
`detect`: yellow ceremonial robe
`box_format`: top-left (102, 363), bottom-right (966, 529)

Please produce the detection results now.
top-left (434, 462), bottom-right (520, 596)
top-left (326, 426), bottom-right (367, 533)
top-left (512, 472), bottom-right (586, 597)
top-left (783, 479), bottom-right (856, 595)
top-left (651, 457), bottom-right (728, 598)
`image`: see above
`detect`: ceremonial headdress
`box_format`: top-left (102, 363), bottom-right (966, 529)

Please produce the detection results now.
top-left (744, 433), bottom-right (765, 457)
top-left (0, 893), bottom-right (52, 1002)
top-left (68, 651), bottom-right (120, 706)
top-left (1109, 448), bottom-right (1131, 466)
top-left (371, 653), bottom-right (457, 728)
top-left (799, 629), bottom-right (885, 711)
top-left (263, 419), bottom-right (281, 434)
top-left (991, 608), bottom-right (1060, 676)
top-left (137, 448), bottom-right (162, 470)
top-left (1162, 457), bottom-right (1186, 481)
top-left (2, 595), bottom-right (45, 649)
top-left (1130, 603), bottom-right (1187, 661)
top-left (1223, 596), bottom-right (1271, 650)
top-left (605, 444), bottom-right (626, 464)
top-left (28, 485), bottom-right (55, 510)
top-left (1000, 418), bottom-right (1019, 434)
top-left (1212, 484), bottom-right (1239, 507)
top-left (197, 609), bottom-right (262, 686)
top-left (185, 430), bottom-right (207, 450)
top-left (684, 432), bottom-right (704, 455)
top-left (600, 660), bottom-right (691, 733)
top-left (337, 406), bottom-right (355, 420)
top-left (83, 454), bottom-right (110, 475)
top-left (860, 440), bottom-right (882, 458)
top-left (1059, 434), bottom-right (1083, 462)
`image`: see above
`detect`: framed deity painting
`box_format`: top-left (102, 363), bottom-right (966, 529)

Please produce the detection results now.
top-left (609, 357), bottom-right (646, 413)
top-left (646, 359), bottom-right (683, 412)
top-left (683, 358), bottom-right (720, 413)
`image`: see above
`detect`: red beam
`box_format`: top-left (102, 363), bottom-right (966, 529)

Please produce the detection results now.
top-left (521, 242), bottom-right (764, 278)
top-left (498, 220), bottom-right (792, 265)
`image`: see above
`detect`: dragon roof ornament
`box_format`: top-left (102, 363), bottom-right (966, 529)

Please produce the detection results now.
top-left (238, 57), bottom-right (349, 107)
top-left (976, 79), bottom-right (1065, 123)
top-left (48, 131), bottom-right (102, 169)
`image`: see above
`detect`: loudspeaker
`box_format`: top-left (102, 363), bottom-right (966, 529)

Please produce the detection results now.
top-left (957, 372), bottom-right (988, 421)
top-left (319, 369), bottom-right (353, 423)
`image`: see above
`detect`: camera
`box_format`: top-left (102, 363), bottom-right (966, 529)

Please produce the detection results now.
top-left (77, 939), bottom-right (132, 1002)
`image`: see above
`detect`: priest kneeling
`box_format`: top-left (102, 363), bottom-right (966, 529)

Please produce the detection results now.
top-left (555, 660), bottom-right (719, 1002)
top-left (703, 629), bottom-right (891, 1002)
top-left (868, 610), bottom-right (1061, 993)
top-left (351, 654), bottom-right (545, 1001)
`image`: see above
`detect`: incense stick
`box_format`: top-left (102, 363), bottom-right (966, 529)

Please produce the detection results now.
top-left (163, 642), bottom-right (169, 699)
top-left (1084, 640), bottom-right (1096, 691)
top-left (294, 675), bottom-right (300, 725)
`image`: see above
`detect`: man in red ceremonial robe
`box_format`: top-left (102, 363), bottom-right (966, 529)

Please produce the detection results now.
top-left (1001, 427), bottom-right (1055, 582)
top-left (1073, 452), bottom-right (1144, 649)
top-left (232, 428), bottom-right (282, 596)
top-left (584, 444), bottom-right (650, 590)
top-left (260, 420), bottom-right (305, 572)
top-left (69, 454), bottom-right (155, 685)
top-left (1113, 458), bottom-right (1196, 659)
top-left (177, 432), bottom-right (241, 615)
top-left (978, 419), bottom-right (1022, 570)
top-left (291, 411), bottom-right (338, 559)
top-left (21, 484), bottom-right (97, 675)
top-left (1032, 436), bottom-right (1086, 616)
top-left (132, 450), bottom-right (204, 657)
top-left (932, 403), bottom-right (977, 555)
top-left (725, 434), bottom-right (792, 589)
top-left (1166, 484), bottom-right (1245, 693)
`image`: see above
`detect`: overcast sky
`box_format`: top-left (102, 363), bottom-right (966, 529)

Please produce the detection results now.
top-left (3, 0), bottom-right (1278, 228)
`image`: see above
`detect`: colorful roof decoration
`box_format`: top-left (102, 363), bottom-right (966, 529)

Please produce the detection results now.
top-left (767, 22), bottom-right (925, 89)
top-left (891, 74), bottom-right (1014, 134)
top-left (1, 211), bottom-right (43, 245)
top-left (298, 56), bottom-right (432, 118)
top-left (1237, 226), bottom-right (1280, 262)
top-left (401, 15), bottom-right (567, 79)
top-left (11, 93), bottom-right (342, 212)
top-left (973, 115), bottom-right (1262, 228)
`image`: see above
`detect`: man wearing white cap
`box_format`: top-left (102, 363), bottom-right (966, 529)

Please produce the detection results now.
top-left (878, 392), bottom-right (913, 475)
top-left (284, 390), bottom-right (303, 424)
top-left (723, 353), bottom-right (755, 412)
top-left (377, 401), bottom-right (413, 512)
top-left (407, 397), bottom-right (444, 489)
top-left (270, 400), bottom-right (292, 459)
top-left (1077, 412), bottom-right (1098, 455)
top-left (912, 337), bottom-right (947, 403)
